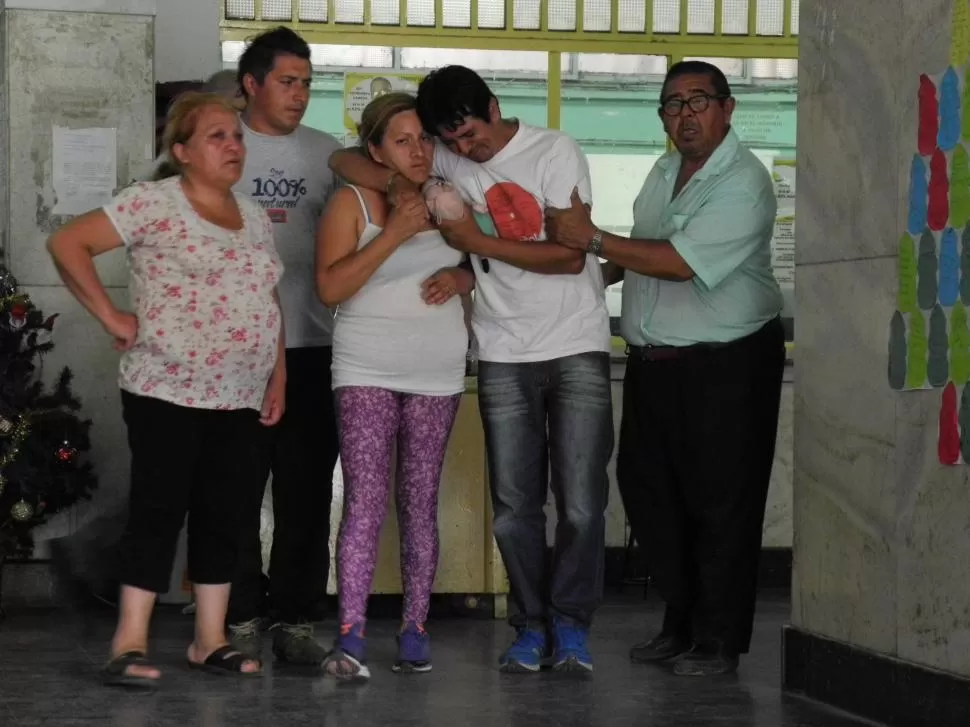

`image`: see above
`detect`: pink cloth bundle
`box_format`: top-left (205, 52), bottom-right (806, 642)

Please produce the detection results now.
top-left (422, 178), bottom-right (466, 223)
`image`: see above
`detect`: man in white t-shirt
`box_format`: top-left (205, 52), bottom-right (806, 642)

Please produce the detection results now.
top-left (330, 65), bottom-right (613, 674)
top-left (227, 27), bottom-right (342, 666)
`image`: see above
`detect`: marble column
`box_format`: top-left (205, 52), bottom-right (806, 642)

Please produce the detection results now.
top-left (0, 0), bottom-right (155, 545)
top-left (789, 0), bottom-right (970, 721)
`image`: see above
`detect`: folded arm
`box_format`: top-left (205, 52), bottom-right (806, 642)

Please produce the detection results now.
top-left (315, 187), bottom-right (415, 307)
top-left (606, 185), bottom-right (775, 287)
top-left (547, 183), bottom-right (775, 286)
top-left (596, 234), bottom-right (694, 282)
top-left (438, 211), bottom-right (585, 275)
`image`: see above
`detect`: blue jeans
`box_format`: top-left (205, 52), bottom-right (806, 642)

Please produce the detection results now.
top-left (478, 352), bottom-right (614, 628)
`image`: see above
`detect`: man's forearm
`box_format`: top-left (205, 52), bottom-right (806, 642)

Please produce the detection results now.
top-left (476, 235), bottom-right (585, 275)
top-left (599, 233), bottom-right (693, 282)
top-left (329, 148), bottom-right (394, 192)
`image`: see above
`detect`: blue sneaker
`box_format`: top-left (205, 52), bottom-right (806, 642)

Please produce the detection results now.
top-left (322, 622), bottom-right (370, 680)
top-left (499, 628), bottom-right (547, 673)
top-left (552, 616), bottom-right (593, 672)
top-left (392, 622), bottom-right (432, 674)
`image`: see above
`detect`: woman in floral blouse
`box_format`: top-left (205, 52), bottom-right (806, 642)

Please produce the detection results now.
top-left (48, 92), bottom-right (284, 687)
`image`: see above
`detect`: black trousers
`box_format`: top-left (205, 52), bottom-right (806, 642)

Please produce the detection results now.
top-left (617, 318), bottom-right (785, 655)
top-left (228, 346), bottom-right (339, 624)
top-left (117, 391), bottom-right (271, 594)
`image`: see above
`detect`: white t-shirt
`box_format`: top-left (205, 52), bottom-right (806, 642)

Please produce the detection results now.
top-left (331, 187), bottom-right (468, 396)
top-left (433, 123), bottom-right (610, 363)
top-left (104, 178), bottom-right (284, 411)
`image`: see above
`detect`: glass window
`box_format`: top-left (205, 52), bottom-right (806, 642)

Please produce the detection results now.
top-left (577, 54), bottom-right (667, 77)
top-left (751, 58), bottom-right (798, 79)
top-left (559, 54), bottom-right (669, 344)
top-left (227, 0), bottom-right (798, 34)
top-left (729, 64), bottom-right (796, 334)
top-left (401, 48), bottom-right (548, 74)
top-left (225, 0), bottom-right (255, 19)
top-left (686, 56), bottom-right (745, 78)
top-left (222, 41), bottom-right (394, 68)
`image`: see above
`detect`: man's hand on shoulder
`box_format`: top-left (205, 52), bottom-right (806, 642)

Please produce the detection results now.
top-left (545, 188), bottom-right (597, 251)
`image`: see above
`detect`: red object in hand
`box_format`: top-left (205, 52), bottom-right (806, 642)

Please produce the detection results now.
top-left (918, 74), bottom-right (939, 157)
top-left (928, 148), bottom-right (950, 231)
top-left (939, 382), bottom-right (961, 465)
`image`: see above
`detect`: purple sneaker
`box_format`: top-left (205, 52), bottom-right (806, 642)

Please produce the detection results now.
top-left (392, 622), bottom-right (432, 674)
top-left (323, 622), bottom-right (370, 680)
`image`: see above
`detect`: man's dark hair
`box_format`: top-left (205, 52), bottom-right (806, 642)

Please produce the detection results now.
top-left (416, 65), bottom-right (495, 135)
top-left (237, 27), bottom-right (311, 96)
top-left (661, 60), bottom-right (732, 101)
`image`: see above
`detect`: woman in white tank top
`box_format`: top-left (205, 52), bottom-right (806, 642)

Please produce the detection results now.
top-left (315, 92), bottom-right (474, 680)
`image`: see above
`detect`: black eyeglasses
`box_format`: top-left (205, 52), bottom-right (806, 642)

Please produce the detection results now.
top-left (658, 93), bottom-right (729, 118)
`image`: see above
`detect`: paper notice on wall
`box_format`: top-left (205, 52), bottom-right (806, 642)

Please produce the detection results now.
top-left (771, 160), bottom-right (796, 288)
top-left (52, 126), bottom-right (117, 216)
top-left (342, 72), bottom-right (424, 139)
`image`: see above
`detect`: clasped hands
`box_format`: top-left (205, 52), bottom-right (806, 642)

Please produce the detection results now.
top-left (543, 188), bottom-right (598, 251)
top-left (388, 176), bottom-right (596, 253)
top-left (388, 175), bottom-right (482, 254)
top-left (386, 176), bottom-right (471, 305)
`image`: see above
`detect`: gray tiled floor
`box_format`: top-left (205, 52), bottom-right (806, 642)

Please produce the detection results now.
top-left (0, 591), bottom-right (870, 727)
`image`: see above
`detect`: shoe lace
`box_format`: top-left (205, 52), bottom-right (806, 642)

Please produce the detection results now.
top-left (280, 622), bottom-right (314, 640)
top-left (339, 622), bottom-right (365, 638)
top-left (554, 621), bottom-right (587, 652)
top-left (229, 618), bottom-right (261, 639)
top-left (401, 621), bottom-right (427, 636)
top-left (513, 629), bottom-right (545, 652)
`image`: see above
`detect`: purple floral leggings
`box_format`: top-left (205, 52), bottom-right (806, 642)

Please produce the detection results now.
top-left (334, 386), bottom-right (461, 626)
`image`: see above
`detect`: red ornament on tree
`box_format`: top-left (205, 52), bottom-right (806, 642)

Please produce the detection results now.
top-left (8, 302), bottom-right (28, 330)
top-left (55, 442), bottom-right (78, 464)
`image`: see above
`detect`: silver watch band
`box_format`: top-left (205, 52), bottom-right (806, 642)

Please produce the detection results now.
top-left (587, 229), bottom-right (604, 255)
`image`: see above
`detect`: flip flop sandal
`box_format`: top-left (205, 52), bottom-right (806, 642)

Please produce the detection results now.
top-left (322, 649), bottom-right (371, 680)
top-left (188, 645), bottom-right (262, 677)
top-left (101, 650), bottom-right (160, 689)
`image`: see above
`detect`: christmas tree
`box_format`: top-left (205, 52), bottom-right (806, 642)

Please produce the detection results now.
top-left (0, 264), bottom-right (98, 560)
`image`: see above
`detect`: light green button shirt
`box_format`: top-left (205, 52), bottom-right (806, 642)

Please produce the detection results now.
top-left (619, 128), bottom-right (783, 346)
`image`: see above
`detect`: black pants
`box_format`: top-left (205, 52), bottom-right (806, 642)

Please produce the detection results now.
top-left (617, 318), bottom-right (785, 655)
top-left (478, 352), bottom-right (614, 628)
top-left (228, 346), bottom-right (339, 624)
top-left (117, 391), bottom-right (270, 593)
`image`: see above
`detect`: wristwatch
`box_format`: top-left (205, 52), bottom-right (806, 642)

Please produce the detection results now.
top-left (587, 229), bottom-right (604, 255)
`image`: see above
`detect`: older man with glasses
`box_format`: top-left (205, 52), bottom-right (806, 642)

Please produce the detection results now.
top-left (545, 60), bottom-right (785, 677)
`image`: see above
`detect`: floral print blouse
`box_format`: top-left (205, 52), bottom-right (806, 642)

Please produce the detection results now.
top-left (104, 177), bottom-right (284, 411)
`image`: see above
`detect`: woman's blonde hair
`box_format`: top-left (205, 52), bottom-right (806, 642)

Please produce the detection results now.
top-left (157, 92), bottom-right (240, 178)
top-left (357, 91), bottom-right (418, 157)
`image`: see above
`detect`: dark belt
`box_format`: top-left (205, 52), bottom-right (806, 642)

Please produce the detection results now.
top-left (626, 340), bottom-right (730, 362)
top-left (626, 317), bottom-right (783, 363)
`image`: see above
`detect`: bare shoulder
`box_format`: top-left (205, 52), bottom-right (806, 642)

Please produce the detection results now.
top-left (325, 185), bottom-right (364, 216)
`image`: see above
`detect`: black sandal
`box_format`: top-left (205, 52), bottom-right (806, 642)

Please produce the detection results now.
top-left (188, 645), bottom-right (262, 677)
top-left (101, 650), bottom-right (160, 689)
